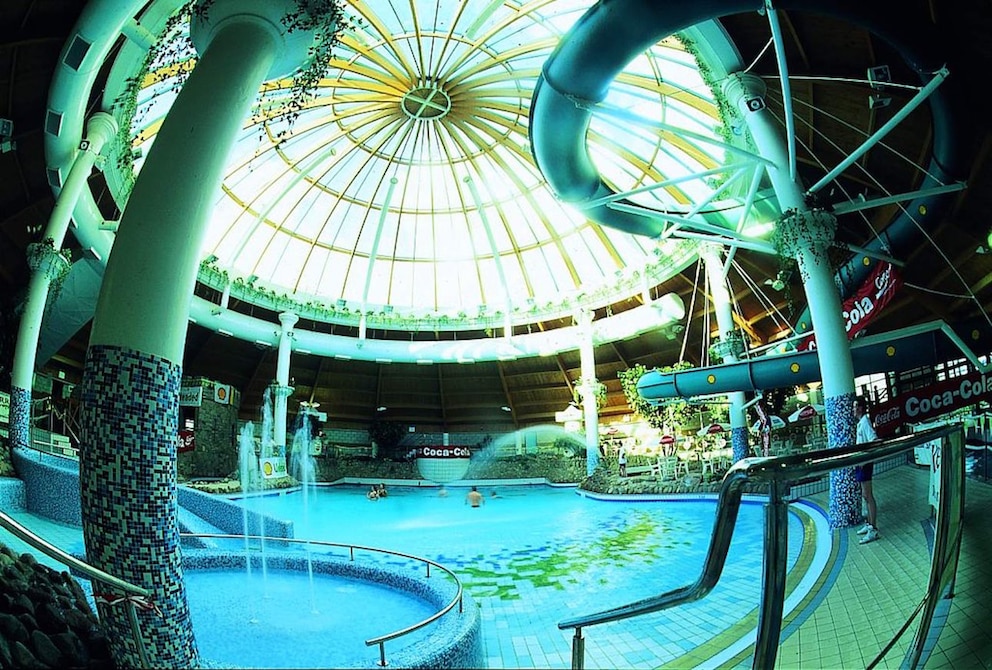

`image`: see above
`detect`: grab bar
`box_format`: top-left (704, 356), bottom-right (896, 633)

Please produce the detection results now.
top-left (0, 511), bottom-right (153, 668)
top-left (559, 424), bottom-right (964, 669)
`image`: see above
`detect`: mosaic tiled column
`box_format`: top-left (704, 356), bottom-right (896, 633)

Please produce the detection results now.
top-left (577, 309), bottom-right (601, 475)
top-left (80, 346), bottom-right (195, 664)
top-left (724, 73), bottom-right (859, 526)
top-left (79, 2), bottom-right (316, 666)
top-left (701, 245), bottom-right (749, 462)
top-left (8, 112), bottom-right (116, 461)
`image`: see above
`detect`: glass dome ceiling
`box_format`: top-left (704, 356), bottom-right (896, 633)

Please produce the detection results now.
top-left (109, 0), bottom-right (736, 325)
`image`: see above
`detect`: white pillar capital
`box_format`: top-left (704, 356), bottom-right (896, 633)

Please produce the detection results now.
top-left (84, 111), bottom-right (118, 152)
top-left (279, 311), bottom-right (299, 331)
top-left (776, 208), bottom-right (837, 256)
top-left (721, 72), bottom-right (767, 112)
top-left (191, 0), bottom-right (321, 80)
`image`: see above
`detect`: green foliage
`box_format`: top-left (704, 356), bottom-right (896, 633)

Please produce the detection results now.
top-left (313, 452), bottom-right (586, 484)
top-left (618, 361), bottom-right (696, 433)
top-left (553, 436), bottom-right (586, 458)
top-left (572, 376), bottom-right (607, 409)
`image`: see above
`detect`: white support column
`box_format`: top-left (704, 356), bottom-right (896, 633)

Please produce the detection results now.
top-left (724, 72), bottom-right (859, 527)
top-left (8, 112), bottom-right (117, 452)
top-left (273, 311), bottom-right (298, 456)
top-left (577, 309), bottom-right (600, 475)
top-left (701, 244), bottom-right (748, 462)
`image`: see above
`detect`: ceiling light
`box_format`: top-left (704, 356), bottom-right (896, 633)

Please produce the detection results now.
top-left (376, 406), bottom-right (387, 412)
top-left (500, 406), bottom-right (512, 412)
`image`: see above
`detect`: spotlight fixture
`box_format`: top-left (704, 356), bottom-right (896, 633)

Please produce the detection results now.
top-left (0, 118), bottom-right (13, 152)
top-left (867, 65), bottom-right (891, 89)
top-left (869, 94), bottom-right (891, 110)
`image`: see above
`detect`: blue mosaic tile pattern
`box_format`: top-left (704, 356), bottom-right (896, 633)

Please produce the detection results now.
top-left (731, 426), bottom-right (748, 463)
top-left (182, 549), bottom-right (484, 669)
top-left (11, 448), bottom-right (81, 524)
top-left (826, 392), bottom-right (861, 528)
top-left (80, 345), bottom-right (199, 668)
top-left (178, 486), bottom-right (294, 539)
top-left (0, 476), bottom-right (25, 510)
top-left (9, 385), bottom-right (30, 451)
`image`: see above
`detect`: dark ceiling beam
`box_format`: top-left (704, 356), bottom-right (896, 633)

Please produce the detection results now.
top-left (307, 354), bottom-right (329, 404)
top-left (437, 365), bottom-right (447, 426)
top-left (554, 354), bottom-right (574, 395)
top-left (495, 362), bottom-right (518, 428)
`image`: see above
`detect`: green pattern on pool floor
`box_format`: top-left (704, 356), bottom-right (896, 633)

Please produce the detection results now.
top-left (454, 510), bottom-right (693, 600)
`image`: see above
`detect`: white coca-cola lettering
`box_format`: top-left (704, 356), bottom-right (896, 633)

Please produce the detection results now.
top-left (875, 406), bottom-right (901, 425)
top-left (905, 390), bottom-right (954, 417)
top-left (418, 445), bottom-right (471, 458)
top-left (959, 374), bottom-right (992, 400)
top-left (843, 296), bottom-right (874, 331)
top-left (874, 265), bottom-right (893, 297)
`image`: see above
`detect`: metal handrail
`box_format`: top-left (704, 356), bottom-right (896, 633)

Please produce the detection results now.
top-left (182, 533), bottom-right (465, 667)
top-left (0, 510), bottom-right (153, 668)
top-left (558, 424), bottom-right (964, 670)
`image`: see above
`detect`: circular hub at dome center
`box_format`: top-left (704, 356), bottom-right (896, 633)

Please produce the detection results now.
top-left (401, 86), bottom-right (452, 120)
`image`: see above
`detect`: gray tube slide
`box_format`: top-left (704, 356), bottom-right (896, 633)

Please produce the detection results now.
top-left (637, 319), bottom-right (992, 401)
top-left (529, 0), bottom-right (972, 399)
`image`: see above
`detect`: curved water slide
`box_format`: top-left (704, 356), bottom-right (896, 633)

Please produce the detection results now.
top-left (529, 0), bottom-right (973, 400)
top-left (637, 318), bottom-right (992, 401)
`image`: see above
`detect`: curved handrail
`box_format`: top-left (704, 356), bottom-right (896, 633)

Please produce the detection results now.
top-left (0, 509), bottom-right (153, 668)
top-left (559, 423), bottom-right (958, 630)
top-left (0, 510), bottom-right (148, 597)
top-left (181, 533), bottom-right (464, 666)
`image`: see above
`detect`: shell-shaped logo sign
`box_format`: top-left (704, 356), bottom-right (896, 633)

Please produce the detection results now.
top-left (262, 460), bottom-right (274, 477)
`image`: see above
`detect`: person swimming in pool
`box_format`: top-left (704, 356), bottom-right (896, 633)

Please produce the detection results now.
top-left (465, 486), bottom-right (484, 507)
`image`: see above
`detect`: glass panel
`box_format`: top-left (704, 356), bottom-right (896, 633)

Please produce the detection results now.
top-left (115, 0), bottom-right (732, 319)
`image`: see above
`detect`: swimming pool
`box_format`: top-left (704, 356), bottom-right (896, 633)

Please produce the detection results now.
top-left (186, 568), bottom-right (438, 668)
top-left (221, 484), bottom-right (825, 669)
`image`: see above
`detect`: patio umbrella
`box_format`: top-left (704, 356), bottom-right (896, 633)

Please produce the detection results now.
top-left (788, 404), bottom-right (826, 423)
top-left (659, 434), bottom-right (676, 445)
top-left (697, 422), bottom-right (731, 436)
top-left (751, 415), bottom-right (787, 432)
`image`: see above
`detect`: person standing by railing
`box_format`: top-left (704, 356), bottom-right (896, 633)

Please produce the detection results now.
top-left (854, 396), bottom-right (880, 544)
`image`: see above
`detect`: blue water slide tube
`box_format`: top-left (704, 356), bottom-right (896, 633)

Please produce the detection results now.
top-left (529, 0), bottom-right (972, 398)
top-left (637, 319), bottom-right (992, 401)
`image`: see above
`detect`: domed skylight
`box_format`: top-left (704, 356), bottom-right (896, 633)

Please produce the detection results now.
top-left (108, 0), bottom-right (737, 326)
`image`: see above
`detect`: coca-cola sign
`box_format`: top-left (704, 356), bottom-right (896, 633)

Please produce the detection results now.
top-left (799, 261), bottom-right (902, 350)
top-left (178, 429), bottom-right (195, 453)
top-left (417, 446), bottom-right (472, 459)
top-left (873, 370), bottom-right (992, 436)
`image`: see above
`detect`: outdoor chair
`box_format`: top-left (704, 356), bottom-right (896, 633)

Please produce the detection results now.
top-left (652, 455), bottom-right (679, 481)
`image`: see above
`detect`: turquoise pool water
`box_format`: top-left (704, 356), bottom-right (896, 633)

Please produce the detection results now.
top-left (223, 484), bottom-right (810, 669)
top-left (186, 569), bottom-right (436, 668)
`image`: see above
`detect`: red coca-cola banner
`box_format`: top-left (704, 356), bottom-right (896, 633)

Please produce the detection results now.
top-left (178, 429), bottom-right (195, 453)
top-left (417, 446), bottom-right (472, 459)
top-left (798, 261), bottom-right (902, 351)
top-left (873, 369), bottom-right (992, 436)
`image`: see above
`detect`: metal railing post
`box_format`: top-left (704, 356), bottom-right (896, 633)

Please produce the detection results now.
top-left (752, 477), bottom-right (790, 669)
top-left (571, 626), bottom-right (585, 670)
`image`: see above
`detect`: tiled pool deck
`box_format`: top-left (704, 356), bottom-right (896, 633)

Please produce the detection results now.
top-left (2, 465), bottom-right (990, 669)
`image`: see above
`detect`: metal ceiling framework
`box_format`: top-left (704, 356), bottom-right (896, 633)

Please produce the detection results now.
top-left (1, 0), bottom-right (992, 432)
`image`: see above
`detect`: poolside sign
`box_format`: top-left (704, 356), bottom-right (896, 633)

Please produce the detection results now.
top-left (416, 445), bottom-right (471, 483)
top-left (873, 369), bottom-right (992, 436)
top-left (798, 261), bottom-right (901, 350)
top-left (416, 446), bottom-right (471, 458)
